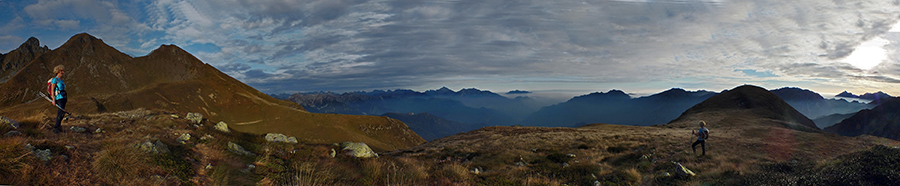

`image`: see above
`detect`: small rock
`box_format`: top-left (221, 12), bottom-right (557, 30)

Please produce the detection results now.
top-left (205, 163), bottom-right (213, 169)
top-left (5, 130), bottom-right (22, 137)
top-left (515, 162), bottom-right (526, 167)
top-left (65, 145), bottom-right (75, 150)
top-left (265, 133), bottom-right (298, 143)
top-left (471, 167), bottom-right (482, 174)
top-left (0, 116), bottom-right (19, 129)
top-left (70, 126), bottom-right (86, 133)
top-left (200, 134), bottom-right (214, 141)
top-left (567, 153), bottom-right (576, 158)
top-left (339, 142), bottom-right (377, 158)
top-left (242, 164), bottom-right (256, 172)
top-left (660, 172), bottom-right (672, 177)
top-left (227, 142), bottom-right (255, 156)
top-left (177, 133), bottom-right (191, 144)
top-left (186, 113), bottom-right (203, 124)
top-left (170, 114), bottom-right (179, 119)
top-left (214, 122), bottom-right (230, 133)
top-left (35, 149), bottom-right (52, 162)
top-left (25, 143), bottom-right (34, 151)
top-left (137, 140), bottom-right (170, 154)
top-left (674, 162), bottom-right (696, 177)
top-left (94, 128), bottom-right (104, 134)
top-left (330, 149), bottom-right (336, 158)
top-left (562, 163), bottom-right (570, 168)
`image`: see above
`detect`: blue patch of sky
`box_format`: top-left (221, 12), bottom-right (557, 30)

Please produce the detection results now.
top-left (736, 69), bottom-right (778, 78)
top-left (184, 42), bottom-right (221, 54)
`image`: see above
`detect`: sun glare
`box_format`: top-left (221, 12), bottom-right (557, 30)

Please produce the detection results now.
top-left (843, 37), bottom-right (889, 70)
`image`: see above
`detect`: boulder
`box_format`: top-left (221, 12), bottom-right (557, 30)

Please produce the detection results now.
top-left (227, 142), bottom-right (255, 156)
top-left (35, 149), bottom-right (52, 162)
top-left (177, 133), bottom-right (191, 144)
top-left (339, 142), bottom-right (378, 158)
top-left (186, 113), bottom-right (203, 124)
top-left (214, 121), bottom-right (230, 133)
top-left (137, 140), bottom-right (170, 154)
top-left (674, 162), bottom-right (696, 177)
top-left (0, 116), bottom-right (19, 129)
top-left (265, 133), bottom-right (298, 144)
top-left (70, 126), bottom-right (86, 133)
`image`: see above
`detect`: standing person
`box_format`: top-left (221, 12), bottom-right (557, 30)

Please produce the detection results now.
top-left (691, 121), bottom-right (709, 155)
top-left (49, 65), bottom-right (67, 133)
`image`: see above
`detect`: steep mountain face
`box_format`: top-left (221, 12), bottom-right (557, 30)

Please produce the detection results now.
top-left (770, 87), bottom-right (872, 119)
top-left (0, 33), bottom-right (424, 151)
top-left (824, 98), bottom-right (900, 140)
top-left (381, 112), bottom-right (477, 141)
top-left (0, 37), bottom-right (51, 84)
top-left (670, 85), bottom-right (818, 131)
top-left (523, 88), bottom-right (716, 127)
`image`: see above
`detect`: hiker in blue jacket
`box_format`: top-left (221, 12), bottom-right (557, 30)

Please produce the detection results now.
top-left (49, 65), bottom-right (67, 133)
top-left (692, 121), bottom-right (709, 155)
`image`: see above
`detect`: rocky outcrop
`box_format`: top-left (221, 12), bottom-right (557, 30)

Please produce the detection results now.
top-left (0, 37), bottom-right (51, 84)
top-left (214, 121), bottom-right (230, 133)
top-left (227, 142), bottom-right (255, 156)
top-left (265, 133), bottom-right (298, 143)
top-left (339, 142), bottom-right (377, 158)
top-left (1, 116), bottom-right (19, 129)
top-left (186, 113), bottom-right (203, 124)
top-left (674, 162), bottom-right (696, 177)
top-left (177, 133), bottom-right (191, 144)
top-left (136, 140), bottom-right (170, 154)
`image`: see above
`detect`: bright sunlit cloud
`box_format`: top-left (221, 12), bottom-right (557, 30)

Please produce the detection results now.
top-left (843, 37), bottom-right (890, 70)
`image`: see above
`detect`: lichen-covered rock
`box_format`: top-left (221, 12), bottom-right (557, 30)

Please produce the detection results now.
top-left (674, 162), bottom-right (696, 177)
top-left (265, 133), bottom-right (298, 143)
top-left (0, 116), bottom-right (19, 129)
top-left (214, 121), bottom-right (230, 133)
top-left (35, 149), bottom-right (52, 162)
top-left (137, 140), bottom-right (170, 154)
top-left (200, 134), bottom-right (214, 141)
top-left (70, 126), bottom-right (87, 133)
top-left (339, 142), bottom-right (377, 158)
top-left (185, 113), bottom-right (203, 124)
top-left (227, 142), bottom-right (255, 156)
top-left (177, 133), bottom-right (191, 144)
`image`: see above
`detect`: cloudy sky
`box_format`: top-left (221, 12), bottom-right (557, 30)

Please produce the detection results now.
top-left (1, 0), bottom-right (899, 97)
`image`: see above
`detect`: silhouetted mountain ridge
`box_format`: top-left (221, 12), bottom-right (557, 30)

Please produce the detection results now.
top-left (671, 85), bottom-right (817, 131)
top-left (825, 98), bottom-right (900, 140)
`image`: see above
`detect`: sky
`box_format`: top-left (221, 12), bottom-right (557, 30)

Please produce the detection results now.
top-left (1, 0), bottom-right (900, 98)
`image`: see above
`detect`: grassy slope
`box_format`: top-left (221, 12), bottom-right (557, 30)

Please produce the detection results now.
top-left (0, 33), bottom-right (424, 151)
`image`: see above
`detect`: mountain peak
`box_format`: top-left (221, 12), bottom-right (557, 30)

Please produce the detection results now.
top-left (770, 87), bottom-right (824, 101)
top-left (671, 85), bottom-right (817, 130)
top-left (836, 91), bottom-right (858, 98)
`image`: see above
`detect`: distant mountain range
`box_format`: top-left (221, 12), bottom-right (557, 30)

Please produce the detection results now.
top-left (522, 88), bottom-right (717, 127)
top-left (835, 91), bottom-right (893, 100)
top-left (282, 85), bottom-right (892, 140)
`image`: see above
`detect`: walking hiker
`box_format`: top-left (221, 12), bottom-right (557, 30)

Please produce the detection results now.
top-left (49, 65), bottom-right (67, 133)
top-left (691, 121), bottom-right (709, 155)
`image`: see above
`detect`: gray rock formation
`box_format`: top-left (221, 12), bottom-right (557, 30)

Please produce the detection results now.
top-left (339, 142), bottom-right (377, 158)
top-left (186, 113), bottom-right (203, 124)
top-left (214, 121), bottom-right (230, 133)
top-left (70, 126), bottom-right (86, 133)
top-left (674, 162), bottom-right (695, 177)
top-left (177, 133), bottom-right (191, 144)
top-left (227, 142), bottom-right (255, 156)
top-left (0, 116), bottom-right (19, 129)
top-left (137, 140), bottom-right (170, 154)
top-left (265, 133), bottom-right (298, 143)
